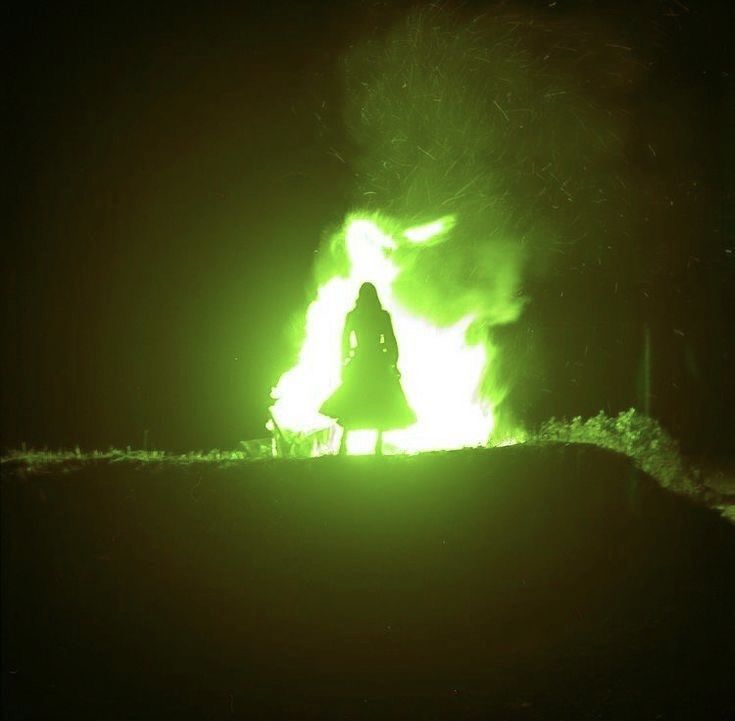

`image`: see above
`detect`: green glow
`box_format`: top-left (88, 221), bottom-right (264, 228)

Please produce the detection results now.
top-left (403, 215), bottom-right (456, 244)
top-left (270, 215), bottom-right (493, 455)
top-left (271, 5), bottom-right (630, 455)
top-left (346, 430), bottom-right (384, 455)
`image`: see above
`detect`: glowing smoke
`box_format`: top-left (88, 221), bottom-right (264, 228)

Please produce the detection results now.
top-left (271, 214), bottom-right (492, 454)
top-left (271, 5), bottom-right (637, 453)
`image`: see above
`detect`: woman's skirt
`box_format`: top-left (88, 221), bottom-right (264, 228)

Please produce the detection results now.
top-left (319, 352), bottom-right (416, 431)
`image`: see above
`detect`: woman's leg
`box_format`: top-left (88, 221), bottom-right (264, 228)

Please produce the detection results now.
top-left (375, 430), bottom-right (384, 456)
top-left (339, 427), bottom-right (348, 455)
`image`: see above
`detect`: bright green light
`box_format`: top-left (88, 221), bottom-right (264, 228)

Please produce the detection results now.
top-left (403, 215), bottom-right (456, 244)
top-left (346, 431), bottom-right (382, 455)
top-left (270, 214), bottom-right (495, 455)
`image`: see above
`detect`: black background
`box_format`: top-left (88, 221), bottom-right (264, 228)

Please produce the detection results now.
top-left (4, 0), bottom-right (734, 454)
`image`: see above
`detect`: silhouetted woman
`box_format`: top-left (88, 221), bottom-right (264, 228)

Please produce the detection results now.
top-left (320, 283), bottom-right (416, 454)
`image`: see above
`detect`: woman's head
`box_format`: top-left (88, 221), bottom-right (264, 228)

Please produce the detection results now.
top-left (356, 282), bottom-right (382, 311)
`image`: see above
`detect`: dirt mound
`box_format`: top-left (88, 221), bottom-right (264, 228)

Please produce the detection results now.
top-left (3, 445), bottom-right (734, 719)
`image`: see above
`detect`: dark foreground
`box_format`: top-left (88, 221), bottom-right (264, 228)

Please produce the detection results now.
top-left (2, 445), bottom-right (734, 720)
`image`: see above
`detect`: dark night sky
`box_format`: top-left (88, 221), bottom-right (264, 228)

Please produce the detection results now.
top-left (4, 0), bottom-right (734, 453)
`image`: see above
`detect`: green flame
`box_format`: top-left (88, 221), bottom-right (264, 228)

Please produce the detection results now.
top-left (270, 214), bottom-right (497, 455)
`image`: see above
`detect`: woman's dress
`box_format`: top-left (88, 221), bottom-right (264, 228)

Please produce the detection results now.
top-left (319, 308), bottom-right (416, 431)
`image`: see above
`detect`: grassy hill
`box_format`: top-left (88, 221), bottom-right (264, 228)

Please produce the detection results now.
top-left (2, 444), bottom-right (734, 720)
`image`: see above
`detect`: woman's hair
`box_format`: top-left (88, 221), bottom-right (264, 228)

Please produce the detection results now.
top-left (355, 282), bottom-right (382, 312)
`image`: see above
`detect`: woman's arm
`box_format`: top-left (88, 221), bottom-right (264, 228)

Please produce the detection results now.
top-left (341, 312), bottom-right (354, 364)
top-left (383, 311), bottom-right (399, 365)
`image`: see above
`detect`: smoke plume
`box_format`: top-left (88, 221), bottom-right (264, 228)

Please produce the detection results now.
top-left (335, 5), bottom-right (638, 421)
